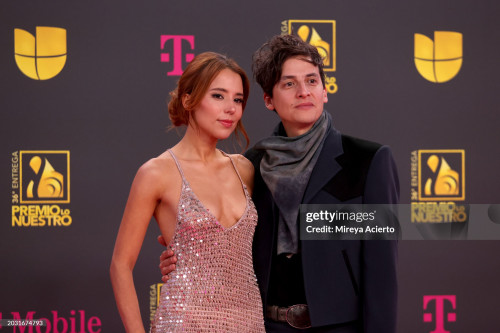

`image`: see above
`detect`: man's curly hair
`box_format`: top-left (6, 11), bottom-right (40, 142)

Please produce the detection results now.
top-left (252, 34), bottom-right (325, 97)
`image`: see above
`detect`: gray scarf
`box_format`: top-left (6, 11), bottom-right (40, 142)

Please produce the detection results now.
top-left (254, 111), bottom-right (332, 255)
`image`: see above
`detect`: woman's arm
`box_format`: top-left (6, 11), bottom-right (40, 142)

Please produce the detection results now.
top-left (110, 161), bottom-right (165, 333)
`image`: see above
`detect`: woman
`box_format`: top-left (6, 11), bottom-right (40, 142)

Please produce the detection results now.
top-left (110, 52), bottom-right (264, 332)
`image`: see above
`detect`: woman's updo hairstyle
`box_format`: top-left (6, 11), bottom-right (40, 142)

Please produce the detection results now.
top-left (168, 52), bottom-right (250, 148)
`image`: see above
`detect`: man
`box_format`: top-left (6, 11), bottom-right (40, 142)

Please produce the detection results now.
top-left (160, 34), bottom-right (399, 332)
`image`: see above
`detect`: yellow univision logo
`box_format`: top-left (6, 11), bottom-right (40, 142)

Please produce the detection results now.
top-left (414, 31), bottom-right (462, 83)
top-left (14, 26), bottom-right (67, 80)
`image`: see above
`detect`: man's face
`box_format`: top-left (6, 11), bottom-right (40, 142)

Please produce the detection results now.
top-left (264, 56), bottom-right (328, 137)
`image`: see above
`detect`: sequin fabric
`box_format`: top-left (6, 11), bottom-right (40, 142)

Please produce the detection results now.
top-left (150, 150), bottom-right (264, 332)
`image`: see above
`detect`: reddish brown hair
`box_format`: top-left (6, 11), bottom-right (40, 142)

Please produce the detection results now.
top-left (168, 52), bottom-right (250, 149)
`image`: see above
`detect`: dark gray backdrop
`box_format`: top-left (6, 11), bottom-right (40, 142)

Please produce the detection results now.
top-left (1, 1), bottom-right (499, 332)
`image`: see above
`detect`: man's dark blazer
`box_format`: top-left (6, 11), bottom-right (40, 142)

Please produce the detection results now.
top-left (245, 125), bottom-right (399, 332)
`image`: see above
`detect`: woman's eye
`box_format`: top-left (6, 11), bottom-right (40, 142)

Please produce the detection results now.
top-left (212, 94), bottom-right (223, 99)
top-left (284, 81), bottom-right (294, 88)
top-left (234, 98), bottom-right (244, 104)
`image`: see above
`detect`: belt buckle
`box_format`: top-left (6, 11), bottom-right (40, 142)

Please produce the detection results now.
top-left (285, 304), bottom-right (312, 330)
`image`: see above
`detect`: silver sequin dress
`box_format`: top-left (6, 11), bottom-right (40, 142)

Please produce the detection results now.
top-left (150, 150), bottom-right (265, 332)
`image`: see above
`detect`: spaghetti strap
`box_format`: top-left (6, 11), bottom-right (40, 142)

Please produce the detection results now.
top-left (219, 150), bottom-right (248, 191)
top-left (167, 149), bottom-right (187, 183)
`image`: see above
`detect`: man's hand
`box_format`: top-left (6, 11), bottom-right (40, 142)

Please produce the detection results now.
top-left (158, 235), bottom-right (177, 282)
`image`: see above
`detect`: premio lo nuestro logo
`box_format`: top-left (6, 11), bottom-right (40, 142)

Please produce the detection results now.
top-left (20, 151), bottom-right (70, 204)
top-left (14, 26), bottom-right (67, 80)
top-left (410, 150), bottom-right (468, 229)
top-left (414, 31), bottom-right (463, 83)
top-left (11, 150), bottom-right (72, 227)
top-left (418, 150), bottom-right (464, 201)
top-left (149, 283), bottom-right (163, 322)
top-left (281, 20), bottom-right (338, 94)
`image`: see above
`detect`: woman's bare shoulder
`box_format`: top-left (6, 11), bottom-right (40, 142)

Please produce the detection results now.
top-left (229, 154), bottom-right (255, 192)
top-left (134, 151), bottom-right (179, 189)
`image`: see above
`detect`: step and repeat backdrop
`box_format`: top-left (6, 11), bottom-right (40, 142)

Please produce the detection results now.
top-left (1, 1), bottom-right (500, 332)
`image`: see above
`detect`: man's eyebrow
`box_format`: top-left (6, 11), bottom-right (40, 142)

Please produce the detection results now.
top-left (305, 73), bottom-right (320, 77)
top-left (209, 87), bottom-right (244, 96)
top-left (279, 75), bottom-right (296, 81)
top-left (279, 73), bottom-right (320, 81)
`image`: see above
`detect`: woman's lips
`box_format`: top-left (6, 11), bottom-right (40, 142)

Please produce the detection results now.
top-left (219, 120), bottom-right (234, 128)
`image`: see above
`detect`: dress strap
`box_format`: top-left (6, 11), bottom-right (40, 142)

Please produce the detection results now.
top-left (219, 150), bottom-right (247, 192)
top-left (167, 149), bottom-right (187, 183)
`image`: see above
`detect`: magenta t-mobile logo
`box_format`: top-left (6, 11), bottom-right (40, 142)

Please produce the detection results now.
top-left (423, 295), bottom-right (457, 333)
top-left (160, 35), bottom-right (195, 76)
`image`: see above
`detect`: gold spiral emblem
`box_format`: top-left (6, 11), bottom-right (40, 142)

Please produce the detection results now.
top-left (424, 155), bottom-right (459, 196)
top-left (297, 25), bottom-right (331, 66)
top-left (27, 156), bottom-right (64, 198)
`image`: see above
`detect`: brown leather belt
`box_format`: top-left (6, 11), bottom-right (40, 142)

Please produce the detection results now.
top-left (265, 304), bottom-right (312, 329)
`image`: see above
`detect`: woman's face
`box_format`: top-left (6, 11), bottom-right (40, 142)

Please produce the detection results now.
top-left (189, 69), bottom-right (244, 141)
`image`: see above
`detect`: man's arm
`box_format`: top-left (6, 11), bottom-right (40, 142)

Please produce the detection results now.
top-left (362, 145), bottom-right (399, 333)
top-left (158, 235), bottom-right (177, 282)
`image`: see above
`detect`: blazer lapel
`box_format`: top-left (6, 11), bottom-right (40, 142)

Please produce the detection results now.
top-left (302, 127), bottom-right (343, 204)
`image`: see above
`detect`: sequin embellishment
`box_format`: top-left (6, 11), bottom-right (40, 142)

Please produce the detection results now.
top-left (150, 150), bottom-right (264, 332)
